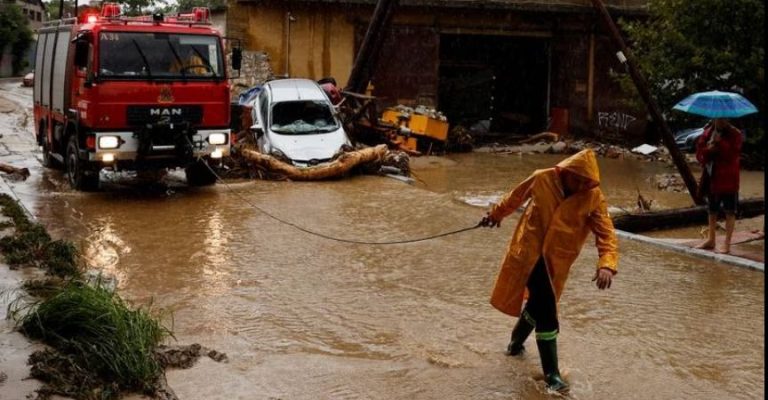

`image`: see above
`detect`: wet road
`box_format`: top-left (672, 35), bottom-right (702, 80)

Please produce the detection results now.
top-left (1, 82), bottom-right (764, 399)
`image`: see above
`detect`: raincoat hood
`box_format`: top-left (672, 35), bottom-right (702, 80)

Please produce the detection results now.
top-left (556, 149), bottom-right (600, 184)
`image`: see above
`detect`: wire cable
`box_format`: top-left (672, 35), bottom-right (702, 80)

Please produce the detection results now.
top-left (193, 144), bottom-right (482, 245)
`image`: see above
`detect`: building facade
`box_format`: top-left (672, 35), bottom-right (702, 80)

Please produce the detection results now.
top-left (227, 0), bottom-right (650, 140)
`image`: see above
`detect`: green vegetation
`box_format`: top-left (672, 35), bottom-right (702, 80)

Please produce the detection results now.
top-left (1, 194), bottom-right (174, 399)
top-left (0, 194), bottom-right (81, 278)
top-left (620, 0), bottom-right (765, 168)
top-left (0, 4), bottom-right (34, 75)
top-left (16, 281), bottom-right (171, 398)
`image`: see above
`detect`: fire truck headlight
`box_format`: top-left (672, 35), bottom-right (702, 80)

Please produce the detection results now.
top-left (98, 136), bottom-right (120, 149)
top-left (211, 149), bottom-right (223, 159)
top-left (208, 133), bottom-right (227, 145)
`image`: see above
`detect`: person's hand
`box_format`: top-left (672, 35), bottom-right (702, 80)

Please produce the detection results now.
top-left (592, 268), bottom-right (614, 290)
top-left (480, 212), bottom-right (501, 228)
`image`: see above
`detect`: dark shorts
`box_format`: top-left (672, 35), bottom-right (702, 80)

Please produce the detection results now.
top-left (708, 193), bottom-right (738, 215)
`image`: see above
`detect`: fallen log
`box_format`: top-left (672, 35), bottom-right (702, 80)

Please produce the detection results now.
top-left (0, 162), bottom-right (30, 181)
top-left (612, 197), bottom-right (765, 233)
top-left (518, 131), bottom-right (560, 144)
top-left (240, 144), bottom-right (389, 181)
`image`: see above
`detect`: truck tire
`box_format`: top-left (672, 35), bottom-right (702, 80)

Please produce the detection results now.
top-left (40, 122), bottom-right (63, 170)
top-left (66, 136), bottom-right (99, 191)
top-left (185, 160), bottom-right (218, 186)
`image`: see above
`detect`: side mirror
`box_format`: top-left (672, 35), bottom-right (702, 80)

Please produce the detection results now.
top-left (232, 48), bottom-right (242, 71)
top-left (250, 122), bottom-right (263, 137)
top-left (74, 39), bottom-right (89, 69)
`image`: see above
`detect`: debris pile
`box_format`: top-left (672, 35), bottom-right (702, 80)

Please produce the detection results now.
top-left (652, 173), bottom-right (686, 192)
top-left (479, 137), bottom-right (682, 163)
top-left (447, 126), bottom-right (474, 153)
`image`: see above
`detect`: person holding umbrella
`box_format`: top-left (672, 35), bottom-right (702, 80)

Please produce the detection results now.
top-left (694, 118), bottom-right (743, 253)
top-left (673, 90), bottom-right (757, 254)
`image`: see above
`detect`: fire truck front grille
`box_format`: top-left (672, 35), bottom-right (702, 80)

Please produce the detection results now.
top-left (127, 105), bottom-right (203, 127)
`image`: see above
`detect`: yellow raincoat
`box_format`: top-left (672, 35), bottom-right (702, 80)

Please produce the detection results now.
top-left (170, 53), bottom-right (208, 75)
top-left (489, 149), bottom-right (618, 317)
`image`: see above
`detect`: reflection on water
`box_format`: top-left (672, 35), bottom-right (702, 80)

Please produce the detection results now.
top-left (19, 153), bottom-right (764, 400)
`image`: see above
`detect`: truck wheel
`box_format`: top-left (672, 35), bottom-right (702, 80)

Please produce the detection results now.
top-left (185, 160), bottom-right (218, 186)
top-left (66, 136), bottom-right (99, 191)
top-left (40, 122), bottom-right (63, 170)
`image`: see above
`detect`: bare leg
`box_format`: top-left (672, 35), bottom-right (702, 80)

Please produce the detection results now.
top-left (696, 213), bottom-right (717, 249)
top-left (717, 213), bottom-right (736, 254)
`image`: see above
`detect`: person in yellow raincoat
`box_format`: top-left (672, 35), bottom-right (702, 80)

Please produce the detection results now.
top-left (169, 47), bottom-right (209, 76)
top-left (480, 148), bottom-right (619, 393)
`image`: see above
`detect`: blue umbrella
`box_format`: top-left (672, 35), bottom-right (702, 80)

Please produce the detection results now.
top-left (673, 90), bottom-right (758, 118)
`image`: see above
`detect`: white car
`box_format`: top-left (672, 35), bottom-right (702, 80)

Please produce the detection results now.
top-left (250, 79), bottom-right (350, 166)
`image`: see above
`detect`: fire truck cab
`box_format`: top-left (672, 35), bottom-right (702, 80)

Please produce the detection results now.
top-left (33, 3), bottom-right (240, 190)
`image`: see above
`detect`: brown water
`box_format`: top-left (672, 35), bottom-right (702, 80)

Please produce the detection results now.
top-left (2, 83), bottom-right (764, 399)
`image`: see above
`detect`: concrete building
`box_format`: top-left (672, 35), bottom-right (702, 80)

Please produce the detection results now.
top-left (1, 1), bottom-right (45, 76)
top-left (226, 0), bottom-right (651, 140)
top-left (15, 0), bottom-right (46, 30)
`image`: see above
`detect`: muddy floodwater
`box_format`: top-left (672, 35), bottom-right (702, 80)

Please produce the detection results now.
top-left (2, 83), bottom-right (764, 400)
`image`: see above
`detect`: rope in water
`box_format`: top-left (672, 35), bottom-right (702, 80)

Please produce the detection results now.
top-left (197, 150), bottom-right (482, 245)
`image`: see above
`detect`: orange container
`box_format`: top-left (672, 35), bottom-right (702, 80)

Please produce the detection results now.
top-left (381, 109), bottom-right (404, 125)
top-left (393, 135), bottom-right (418, 152)
top-left (409, 114), bottom-right (449, 141)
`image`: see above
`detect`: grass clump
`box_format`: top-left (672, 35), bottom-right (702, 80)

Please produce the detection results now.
top-left (0, 193), bottom-right (81, 278)
top-left (16, 280), bottom-right (171, 399)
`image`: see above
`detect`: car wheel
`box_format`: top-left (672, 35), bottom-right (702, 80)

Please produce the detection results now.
top-left (185, 160), bottom-right (218, 186)
top-left (66, 136), bottom-right (99, 191)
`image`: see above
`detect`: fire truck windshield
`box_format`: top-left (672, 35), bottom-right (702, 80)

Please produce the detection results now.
top-left (99, 32), bottom-right (223, 80)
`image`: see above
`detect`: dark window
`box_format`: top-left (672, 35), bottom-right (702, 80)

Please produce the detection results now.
top-left (270, 101), bottom-right (338, 135)
top-left (37, 11), bottom-right (41, 21)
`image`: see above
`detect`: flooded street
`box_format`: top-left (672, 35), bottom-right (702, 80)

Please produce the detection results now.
top-left (1, 81), bottom-right (764, 399)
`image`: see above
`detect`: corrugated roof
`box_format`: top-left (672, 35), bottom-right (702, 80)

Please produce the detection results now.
top-left (238, 0), bottom-right (648, 13)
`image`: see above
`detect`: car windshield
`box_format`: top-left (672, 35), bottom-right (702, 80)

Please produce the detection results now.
top-left (99, 32), bottom-right (223, 79)
top-left (270, 100), bottom-right (339, 134)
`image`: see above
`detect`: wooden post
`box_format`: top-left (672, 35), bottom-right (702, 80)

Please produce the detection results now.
top-left (345, 0), bottom-right (398, 94)
top-left (590, 0), bottom-right (703, 205)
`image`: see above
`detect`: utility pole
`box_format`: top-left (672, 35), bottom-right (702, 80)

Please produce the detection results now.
top-left (345, 0), bottom-right (398, 94)
top-left (590, 0), bottom-right (703, 205)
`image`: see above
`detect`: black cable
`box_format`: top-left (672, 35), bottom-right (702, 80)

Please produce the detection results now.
top-left (193, 144), bottom-right (482, 245)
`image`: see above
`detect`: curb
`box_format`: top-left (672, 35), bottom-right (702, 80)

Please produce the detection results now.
top-left (616, 229), bottom-right (764, 272)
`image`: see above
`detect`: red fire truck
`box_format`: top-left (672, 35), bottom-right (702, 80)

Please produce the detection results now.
top-left (33, 3), bottom-right (241, 190)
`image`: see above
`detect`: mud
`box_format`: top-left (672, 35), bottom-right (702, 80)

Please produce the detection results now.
top-left (155, 344), bottom-right (229, 369)
top-left (1, 81), bottom-right (764, 399)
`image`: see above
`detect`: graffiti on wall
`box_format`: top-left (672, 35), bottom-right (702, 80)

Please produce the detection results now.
top-left (597, 111), bottom-right (637, 131)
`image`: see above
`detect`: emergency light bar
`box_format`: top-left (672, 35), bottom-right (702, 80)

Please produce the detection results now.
top-left (101, 3), bottom-right (121, 18)
top-left (94, 2), bottom-right (211, 25)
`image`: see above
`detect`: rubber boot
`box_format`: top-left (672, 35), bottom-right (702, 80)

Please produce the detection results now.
top-left (506, 315), bottom-right (535, 356)
top-left (536, 337), bottom-right (569, 393)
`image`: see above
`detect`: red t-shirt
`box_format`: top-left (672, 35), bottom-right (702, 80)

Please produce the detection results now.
top-left (695, 125), bottom-right (742, 194)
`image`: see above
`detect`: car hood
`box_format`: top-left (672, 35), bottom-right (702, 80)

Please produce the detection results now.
top-left (268, 128), bottom-right (350, 164)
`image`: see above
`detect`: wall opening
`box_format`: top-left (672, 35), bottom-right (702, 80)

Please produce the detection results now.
top-left (438, 34), bottom-right (549, 137)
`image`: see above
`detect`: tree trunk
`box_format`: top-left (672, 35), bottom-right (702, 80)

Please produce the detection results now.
top-left (239, 145), bottom-right (388, 181)
top-left (613, 197), bottom-right (765, 232)
top-left (0, 162), bottom-right (30, 180)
